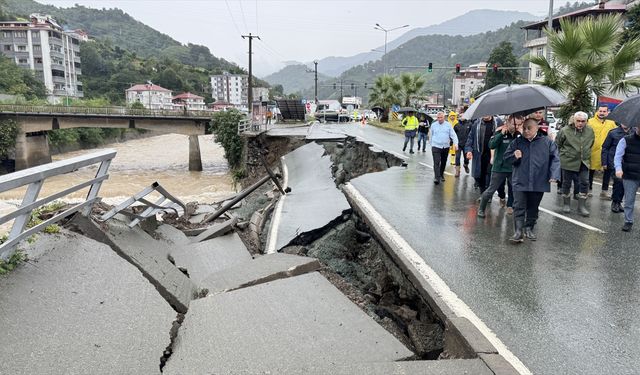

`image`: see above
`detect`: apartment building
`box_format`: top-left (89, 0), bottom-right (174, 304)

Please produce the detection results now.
top-left (125, 83), bottom-right (174, 110)
top-left (451, 63), bottom-right (487, 106)
top-left (210, 72), bottom-right (248, 106)
top-left (0, 14), bottom-right (83, 102)
top-left (172, 92), bottom-right (206, 111)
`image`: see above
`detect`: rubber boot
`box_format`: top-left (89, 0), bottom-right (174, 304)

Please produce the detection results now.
top-left (477, 195), bottom-right (489, 218)
top-left (455, 166), bottom-right (461, 177)
top-left (510, 220), bottom-right (524, 243)
top-left (524, 226), bottom-right (537, 241)
top-left (562, 194), bottom-right (571, 214)
top-left (577, 194), bottom-right (590, 217)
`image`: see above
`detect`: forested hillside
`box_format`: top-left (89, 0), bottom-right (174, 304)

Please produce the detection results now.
top-left (263, 64), bottom-right (331, 94)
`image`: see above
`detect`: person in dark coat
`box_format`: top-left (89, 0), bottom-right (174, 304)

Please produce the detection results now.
top-left (465, 115), bottom-right (503, 193)
top-left (504, 119), bottom-right (561, 243)
top-left (454, 107), bottom-right (472, 177)
top-left (604, 123), bottom-right (634, 213)
top-left (614, 125), bottom-right (640, 232)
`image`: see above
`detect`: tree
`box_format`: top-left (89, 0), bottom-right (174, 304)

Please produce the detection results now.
top-left (211, 110), bottom-right (245, 169)
top-left (529, 14), bottom-right (640, 123)
top-left (622, 3), bottom-right (640, 45)
top-left (368, 75), bottom-right (401, 122)
top-left (484, 41), bottom-right (520, 90)
top-left (0, 118), bottom-right (19, 160)
top-left (397, 73), bottom-right (425, 107)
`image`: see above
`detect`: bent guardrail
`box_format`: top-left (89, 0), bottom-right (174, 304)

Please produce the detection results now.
top-left (0, 149), bottom-right (116, 260)
top-left (0, 104), bottom-right (214, 119)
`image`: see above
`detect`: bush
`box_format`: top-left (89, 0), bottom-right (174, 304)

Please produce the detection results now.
top-left (0, 118), bottom-right (19, 159)
top-left (211, 110), bottom-right (245, 169)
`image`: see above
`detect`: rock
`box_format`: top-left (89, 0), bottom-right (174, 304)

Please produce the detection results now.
top-left (392, 304), bottom-right (418, 322)
top-left (408, 321), bottom-right (444, 359)
top-left (236, 221), bottom-right (250, 230)
top-left (355, 229), bottom-right (371, 243)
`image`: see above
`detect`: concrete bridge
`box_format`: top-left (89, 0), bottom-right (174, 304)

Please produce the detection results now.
top-left (0, 104), bottom-right (212, 171)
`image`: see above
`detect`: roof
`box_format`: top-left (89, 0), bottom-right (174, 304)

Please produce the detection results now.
top-left (126, 84), bottom-right (171, 92)
top-left (522, 2), bottom-right (627, 30)
top-left (173, 92), bottom-right (204, 100)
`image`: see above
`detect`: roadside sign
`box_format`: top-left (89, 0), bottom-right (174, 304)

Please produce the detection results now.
top-left (392, 104), bottom-right (400, 112)
top-left (301, 99), bottom-right (307, 104)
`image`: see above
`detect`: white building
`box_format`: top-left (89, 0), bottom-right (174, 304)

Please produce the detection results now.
top-left (172, 92), bottom-right (206, 111)
top-left (211, 71), bottom-right (248, 106)
top-left (0, 14), bottom-right (84, 102)
top-left (451, 63), bottom-right (487, 106)
top-left (125, 83), bottom-right (174, 110)
top-left (252, 87), bottom-right (269, 102)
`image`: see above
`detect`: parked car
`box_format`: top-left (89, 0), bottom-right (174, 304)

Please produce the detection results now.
top-left (546, 112), bottom-right (558, 134)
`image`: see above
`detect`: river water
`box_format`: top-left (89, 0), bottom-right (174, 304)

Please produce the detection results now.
top-left (0, 134), bottom-right (235, 229)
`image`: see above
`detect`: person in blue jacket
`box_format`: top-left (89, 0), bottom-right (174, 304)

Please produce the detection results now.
top-left (601, 123), bottom-right (634, 213)
top-left (504, 119), bottom-right (561, 243)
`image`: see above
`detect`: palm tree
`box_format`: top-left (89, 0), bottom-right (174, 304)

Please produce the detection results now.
top-left (529, 14), bottom-right (640, 123)
top-left (368, 75), bottom-right (401, 122)
top-left (397, 73), bottom-right (426, 107)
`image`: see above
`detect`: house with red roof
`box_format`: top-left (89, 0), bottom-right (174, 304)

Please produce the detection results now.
top-left (125, 83), bottom-right (174, 110)
top-left (172, 92), bottom-right (206, 111)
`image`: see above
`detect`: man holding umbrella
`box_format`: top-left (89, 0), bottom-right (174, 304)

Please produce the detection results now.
top-left (504, 119), bottom-right (561, 242)
top-left (614, 125), bottom-right (640, 232)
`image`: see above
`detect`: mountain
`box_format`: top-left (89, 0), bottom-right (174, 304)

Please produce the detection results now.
top-left (299, 20), bottom-right (531, 102)
top-left (3, 0), bottom-right (242, 74)
top-left (262, 64), bottom-right (331, 94)
top-left (315, 9), bottom-right (538, 77)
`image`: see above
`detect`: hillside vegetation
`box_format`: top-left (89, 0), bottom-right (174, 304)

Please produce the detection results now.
top-left (263, 64), bottom-right (331, 94)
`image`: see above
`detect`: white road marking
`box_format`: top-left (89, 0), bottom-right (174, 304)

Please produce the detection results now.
top-left (418, 162), bottom-right (455, 176)
top-left (265, 156), bottom-right (288, 254)
top-left (538, 207), bottom-right (606, 233)
top-left (344, 183), bottom-right (532, 375)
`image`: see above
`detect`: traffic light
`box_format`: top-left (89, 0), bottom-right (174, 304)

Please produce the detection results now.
top-left (493, 64), bottom-right (499, 73)
top-left (427, 62), bottom-right (433, 73)
top-left (333, 83), bottom-right (337, 89)
top-left (455, 63), bottom-right (461, 73)
top-left (351, 83), bottom-right (355, 89)
top-left (364, 83), bottom-right (368, 88)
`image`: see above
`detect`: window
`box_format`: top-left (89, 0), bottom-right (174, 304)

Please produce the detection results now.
top-left (33, 44), bottom-right (41, 51)
top-left (3, 45), bottom-right (11, 51)
top-left (536, 47), bottom-right (544, 57)
top-left (35, 57), bottom-right (42, 64)
top-left (535, 69), bottom-right (543, 78)
top-left (461, 91), bottom-right (466, 96)
top-left (77, 85), bottom-right (83, 92)
top-left (17, 45), bottom-right (26, 51)
top-left (460, 84), bottom-right (465, 89)
top-left (18, 58), bottom-right (28, 64)
top-left (2, 31), bottom-right (10, 38)
top-left (14, 31), bottom-right (26, 38)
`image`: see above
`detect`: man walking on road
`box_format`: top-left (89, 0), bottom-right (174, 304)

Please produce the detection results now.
top-left (430, 111), bottom-right (458, 185)
top-left (454, 107), bottom-right (472, 177)
top-left (465, 115), bottom-right (502, 193)
top-left (477, 114), bottom-right (523, 218)
top-left (614, 125), bottom-right (640, 232)
top-left (417, 116), bottom-right (430, 152)
top-left (504, 119), bottom-right (561, 242)
top-left (602, 123), bottom-right (633, 213)
top-left (555, 111), bottom-right (594, 216)
top-left (588, 105), bottom-right (617, 198)
top-left (401, 111), bottom-right (419, 154)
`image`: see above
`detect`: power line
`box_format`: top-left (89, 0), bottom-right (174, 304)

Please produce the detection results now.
top-left (255, 0), bottom-right (259, 34)
top-left (238, 0), bottom-right (249, 33)
top-left (224, 0), bottom-right (242, 36)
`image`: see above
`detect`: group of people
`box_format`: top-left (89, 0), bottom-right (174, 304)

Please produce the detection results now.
top-left (400, 106), bottom-right (640, 242)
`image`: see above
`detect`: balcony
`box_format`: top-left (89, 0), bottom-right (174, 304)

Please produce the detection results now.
top-left (524, 36), bottom-right (547, 48)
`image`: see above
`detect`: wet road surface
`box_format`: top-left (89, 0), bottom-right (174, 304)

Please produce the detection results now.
top-left (319, 122), bottom-right (640, 375)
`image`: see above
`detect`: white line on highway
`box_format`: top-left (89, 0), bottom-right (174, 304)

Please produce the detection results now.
top-left (366, 141), bottom-right (408, 160)
top-left (538, 207), bottom-right (606, 233)
top-left (418, 162), bottom-right (455, 176)
top-left (265, 156), bottom-right (288, 254)
top-left (344, 184), bottom-right (532, 375)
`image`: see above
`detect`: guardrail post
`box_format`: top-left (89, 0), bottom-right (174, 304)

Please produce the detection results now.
top-left (2, 180), bottom-right (43, 259)
top-left (82, 159), bottom-right (112, 216)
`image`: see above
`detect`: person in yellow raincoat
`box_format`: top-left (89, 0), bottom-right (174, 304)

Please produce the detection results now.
top-left (587, 105), bottom-right (617, 198)
top-left (448, 111), bottom-right (459, 165)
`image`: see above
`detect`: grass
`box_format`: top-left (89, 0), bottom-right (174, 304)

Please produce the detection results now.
top-left (367, 119), bottom-right (404, 134)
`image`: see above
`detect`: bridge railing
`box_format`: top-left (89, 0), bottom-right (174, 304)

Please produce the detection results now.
top-left (0, 104), bottom-right (214, 119)
top-left (0, 149), bottom-right (116, 261)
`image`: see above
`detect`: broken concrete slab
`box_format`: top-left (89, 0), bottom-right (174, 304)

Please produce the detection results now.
top-left (169, 232), bottom-right (252, 284)
top-left (193, 204), bottom-right (216, 215)
top-left (163, 272), bottom-right (413, 374)
top-left (255, 358), bottom-right (494, 375)
top-left (200, 253), bottom-right (321, 294)
top-left (70, 215), bottom-right (198, 314)
top-left (155, 223), bottom-right (190, 248)
top-left (306, 123), bottom-right (349, 141)
top-left (189, 217), bottom-right (237, 242)
top-left (0, 231), bottom-right (175, 375)
top-left (266, 142), bottom-right (350, 252)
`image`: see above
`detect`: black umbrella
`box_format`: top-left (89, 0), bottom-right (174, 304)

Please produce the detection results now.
top-left (608, 94), bottom-right (640, 126)
top-left (462, 84), bottom-right (566, 120)
top-left (475, 83), bottom-right (509, 98)
top-left (417, 110), bottom-right (434, 124)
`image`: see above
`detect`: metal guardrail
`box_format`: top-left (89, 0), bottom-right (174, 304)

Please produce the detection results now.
top-left (0, 104), bottom-right (214, 119)
top-left (238, 119), bottom-right (267, 134)
top-left (99, 182), bottom-right (190, 227)
top-left (0, 149), bottom-right (116, 261)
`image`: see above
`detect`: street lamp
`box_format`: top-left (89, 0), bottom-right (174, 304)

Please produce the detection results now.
top-left (374, 23), bottom-right (409, 75)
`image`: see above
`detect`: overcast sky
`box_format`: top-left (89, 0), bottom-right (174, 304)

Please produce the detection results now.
top-left (41, 0), bottom-right (553, 76)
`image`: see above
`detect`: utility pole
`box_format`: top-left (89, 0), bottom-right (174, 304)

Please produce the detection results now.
top-left (547, 0), bottom-right (554, 61)
top-left (241, 33), bottom-right (260, 115)
top-left (314, 61), bottom-right (318, 104)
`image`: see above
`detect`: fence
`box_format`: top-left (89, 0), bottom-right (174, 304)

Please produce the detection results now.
top-left (0, 104), bottom-right (213, 119)
top-left (0, 149), bottom-right (116, 260)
